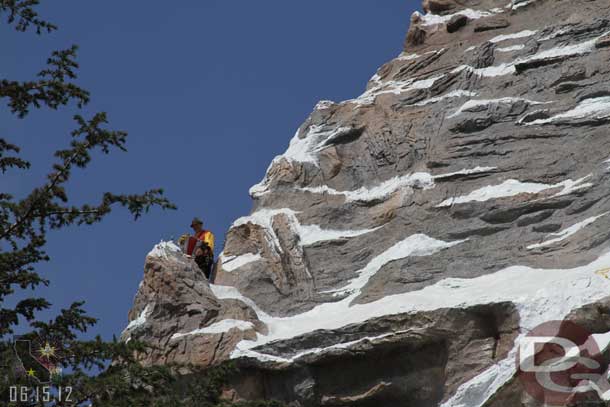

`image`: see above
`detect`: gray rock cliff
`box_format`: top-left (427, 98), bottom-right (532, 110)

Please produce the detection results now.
top-left (124, 0), bottom-right (610, 405)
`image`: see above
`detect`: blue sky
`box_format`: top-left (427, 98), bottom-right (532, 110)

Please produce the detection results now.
top-left (2, 1), bottom-right (420, 340)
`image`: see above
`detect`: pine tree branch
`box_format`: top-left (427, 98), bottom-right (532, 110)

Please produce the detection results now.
top-left (0, 139), bottom-right (90, 241)
top-left (0, 0), bottom-right (57, 33)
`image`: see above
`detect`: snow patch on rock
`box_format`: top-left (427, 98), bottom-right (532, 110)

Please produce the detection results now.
top-left (527, 97), bottom-right (610, 125)
top-left (221, 252), bottom-right (263, 272)
top-left (147, 241), bottom-right (182, 259)
top-left (527, 213), bottom-right (609, 249)
top-left (299, 225), bottom-right (380, 246)
top-left (237, 331), bottom-right (404, 364)
top-left (458, 30), bottom-right (608, 79)
top-left (396, 48), bottom-right (444, 62)
top-left (230, 249), bottom-right (610, 406)
top-left (302, 172), bottom-right (434, 203)
top-left (497, 44), bottom-right (526, 53)
top-left (123, 304), bottom-right (152, 336)
top-left (171, 319), bottom-right (255, 340)
top-left (324, 234), bottom-right (466, 297)
top-left (433, 166), bottom-right (498, 180)
top-left (301, 167), bottom-right (495, 202)
top-left (414, 90), bottom-right (477, 107)
top-left (512, 0), bottom-right (541, 10)
top-left (231, 208), bottom-right (379, 261)
top-left (352, 73), bottom-right (446, 107)
top-left (232, 208), bottom-right (298, 256)
top-left (283, 126), bottom-right (355, 164)
top-left (437, 177), bottom-right (592, 207)
top-left (448, 97), bottom-right (548, 119)
top-left (417, 9), bottom-right (499, 28)
top-left (232, 248), bottom-right (610, 357)
top-left (489, 29), bottom-right (537, 43)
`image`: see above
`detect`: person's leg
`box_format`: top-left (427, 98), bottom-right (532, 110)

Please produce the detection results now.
top-left (194, 255), bottom-right (207, 277)
top-left (206, 258), bottom-right (215, 282)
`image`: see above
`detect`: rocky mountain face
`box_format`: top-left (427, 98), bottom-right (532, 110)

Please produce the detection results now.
top-left (123, 0), bottom-right (610, 405)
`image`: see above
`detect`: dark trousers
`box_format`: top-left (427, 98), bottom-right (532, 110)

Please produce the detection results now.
top-left (195, 254), bottom-right (214, 280)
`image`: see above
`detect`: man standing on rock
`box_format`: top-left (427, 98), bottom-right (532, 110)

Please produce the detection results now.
top-left (181, 217), bottom-right (215, 280)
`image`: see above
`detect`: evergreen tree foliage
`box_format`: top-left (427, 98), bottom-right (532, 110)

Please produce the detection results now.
top-left (0, 2), bottom-right (281, 405)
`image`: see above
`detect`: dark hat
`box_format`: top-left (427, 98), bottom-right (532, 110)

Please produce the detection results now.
top-left (191, 217), bottom-right (203, 226)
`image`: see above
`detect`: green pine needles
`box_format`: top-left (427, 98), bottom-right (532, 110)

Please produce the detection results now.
top-left (0, 2), bottom-right (282, 405)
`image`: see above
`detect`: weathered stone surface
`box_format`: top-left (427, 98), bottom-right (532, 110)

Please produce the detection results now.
top-left (423, 0), bottom-right (457, 15)
top-left (125, 0), bottom-right (610, 405)
top-left (121, 245), bottom-right (264, 367)
top-left (447, 14), bottom-right (469, 33)
top-left (595, 33), bottom-right (610, 48)
top-left (405, 12), bottom-right (427, 47)
top-left (485, 297), bottom-right (610, 406)
top-left (227, 303), bottom-right (520, 407)
top-left (474, 17), bottom-right (510, 32)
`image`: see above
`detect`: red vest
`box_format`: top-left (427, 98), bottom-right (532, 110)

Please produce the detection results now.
top-left (185, 231), bottom-right (210, 255)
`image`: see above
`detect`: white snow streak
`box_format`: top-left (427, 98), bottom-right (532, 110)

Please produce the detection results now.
top-left (323, 234), bottom-right (465, 297)
top-left (123, 304), bottom-right (152, 333)
top-left (527, 97), bottom-right (610, 125)
top-left (352, 73), bottom-right (446, 107)
top-left (147, 241), bottom-right (181, 259)
top-left (301, 167), bottom-right (495, 202)
top-left (512, 0), bottom-right (540, 10)
top-left (497, 44), bottom-right (526, 53)
top-left (299, 225), bottom-right (380, 246)
top-left (456, 29), bottom-right (608, 79)
top-left (237, 331), bottom-right (404, 364)
top-left (249, 125), bottom-right (357, 197)
top-left (448, 97), bottom-right (547, 119)
top-left (417, 9), bottom-right (499, 27)
top-left (433, 166), bottom-right (497, 180)
top-left (346, 28), bottom-right (606, 112)
top-left (396, 48), bottom-right (445, 62)
top-left (230, 248), bottom-right (610, 402)
top-left (343, 29), bottom-right (606, 112)
top-left (438, 177), bottom-right (592, 207)
top-left (396, 53), bottom-right (420, 61)
top-left (527, 213), bottom-right (609, 250)
top-left (210, 284), bottom-right (271, 320)
top-left (414, 90), bottom-right (477, 107)
top-left (301, 172), bottom-right (435, 203)
top-left (221, 252), bottom-right (263, 272)
top-left (528, 35), bottom-right (600, 61)
top-left (441, 262), bottom-right (610, 407)
top-left (469, 63), bottom-right (517, 77)
top-left (283, 125), bottom-right (355, 164)
top-left (171, 319), bottom-right (255, 340)
top-left (232, 208), bottom-right (298, 256)
top-left (231, 208), bottom-right (378, 263)
top-left (539, 27), bottom-right (572, 42)
top-left (490, 30), bottom-right (537, 43)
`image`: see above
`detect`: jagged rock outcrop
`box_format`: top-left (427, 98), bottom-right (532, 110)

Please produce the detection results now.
top-left (125, 0), bottom-right (610, 405)
top-left (121, 242), bottom-right (265, 367)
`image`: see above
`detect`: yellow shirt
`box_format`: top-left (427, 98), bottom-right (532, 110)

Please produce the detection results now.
top-left (196, 230), bottom-right (215, 252)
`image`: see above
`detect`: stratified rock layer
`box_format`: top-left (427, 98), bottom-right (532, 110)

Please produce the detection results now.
top-left (125, 0), bottom-right (610, 405)
top-left (121, 243), bottom-right (265, 367)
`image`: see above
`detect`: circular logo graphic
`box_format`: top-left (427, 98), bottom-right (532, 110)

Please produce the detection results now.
top-left (516, 320), bottom-right (608, 405)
